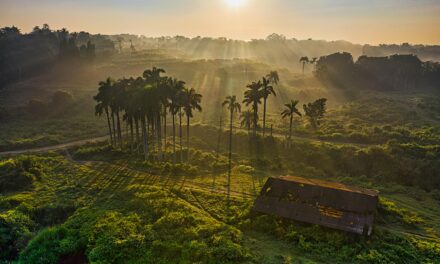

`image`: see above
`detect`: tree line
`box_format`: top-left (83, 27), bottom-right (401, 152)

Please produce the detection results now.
top-left (313, 52), bottom-right (440, 91)
top-left (0, 24), bottom-right (113, 88)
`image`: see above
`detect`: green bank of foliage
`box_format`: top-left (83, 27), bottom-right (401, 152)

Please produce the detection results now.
top-left (1, 154), bottom-right (439, 263)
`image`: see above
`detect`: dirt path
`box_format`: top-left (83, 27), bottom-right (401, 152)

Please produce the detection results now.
top-left (0, 135), bottom-right (110, 156)
top-left (0, 126), bottom-right (374, 157)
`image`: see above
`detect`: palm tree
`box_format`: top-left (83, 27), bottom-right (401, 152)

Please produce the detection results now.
top-left (143, 66), bottom-right (166, 83)
top-left (111, 80), bottom-right (126, 148)
top-left (242, 81), bottom-right (262, 137)
top-left (168, 78), bottom-right (185, 163)
top-left (94, 78), bottom-right (114, 145)
top-left (240, 110), bottom-right (253, 135)
top-left (299, 56), bottom-right (309, 74)
top-left (281, 100), bottom-right (302, 141)
top-left (182, 87), bottom-right (202, 161)
top-left (222, 95), bottom-right (241, 202)
top-left (266, 71), bottom-right (279, 85)
top-left (261, 77), bottom-right (276, 137)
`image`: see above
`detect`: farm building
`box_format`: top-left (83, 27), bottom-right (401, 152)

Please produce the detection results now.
top-left (252, 176), bottom-right (379, 236)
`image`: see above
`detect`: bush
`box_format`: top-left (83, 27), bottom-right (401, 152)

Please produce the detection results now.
top-left (377, 198), bottom-right (424, 226)
top-left (19, 226), bottom-right (83, 264)
top-left (51, 90), bottom-right (74, 108)
top-left (87, 212), bottom-right (151, 263)
top-left (0, 210), bottom-right (35, 261)
top-left (27, 99), bottom-right (46, 115)
top-left (0, 157), bottom-right (43, 193)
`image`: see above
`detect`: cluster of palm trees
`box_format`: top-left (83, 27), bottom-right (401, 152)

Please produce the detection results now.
top-left (299, 56), bottom-right (318, 74)
top-left (93, 67), bottom-right (202, 162)
top-left (221, 71), bottom-right (279, 200)
top-left (238, 71), bottom-right (280, 137)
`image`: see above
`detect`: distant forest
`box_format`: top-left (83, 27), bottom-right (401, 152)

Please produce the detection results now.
top-left (1, 25), bottom-right (440, 89)
top-left (315, 52), bottom-right (440, 92)
top-left (0, 24), bottom-right (114, 86)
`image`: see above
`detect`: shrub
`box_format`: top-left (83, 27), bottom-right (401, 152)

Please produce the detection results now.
top-left (19, 226), bottom-right (83, 264)
top-left (376, 198), bottom-right (424, 227)
top-left (27, 99), bottom-right (46, 115)
top-left (87, 212), bottom-right (151, 263)
top-left (0, 157), bottom-right (43, 193)
top-left (0, 210), bottom-right (35, 261)
top-left (51, 90), bottom-right (74, 108)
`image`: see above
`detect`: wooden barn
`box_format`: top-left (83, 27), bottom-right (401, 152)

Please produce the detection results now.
top-left (252, 176), bottom-right (379, 236)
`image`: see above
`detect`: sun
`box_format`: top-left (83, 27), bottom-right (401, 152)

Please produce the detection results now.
top-left (224, 0), bottom-right (248, 8)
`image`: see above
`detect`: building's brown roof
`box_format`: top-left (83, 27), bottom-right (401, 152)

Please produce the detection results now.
top-left (278, 175), bottom-right (379, 197)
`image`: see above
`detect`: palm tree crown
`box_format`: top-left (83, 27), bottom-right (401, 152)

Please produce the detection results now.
top-left (222, 95), bottom-right (241, 114)
top-left (243, 81), bottom-right (262, 136)
top-left (266, 71), bottom-right (279, 85)
top-left (281, 100), bottom-right (302, 119)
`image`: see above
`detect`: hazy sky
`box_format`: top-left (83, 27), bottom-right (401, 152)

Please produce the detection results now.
top-left (1, 0), bottom-right (439, 44)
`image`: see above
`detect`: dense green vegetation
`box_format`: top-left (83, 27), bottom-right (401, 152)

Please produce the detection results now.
top-left (1, 150), bottom-right (439, 263)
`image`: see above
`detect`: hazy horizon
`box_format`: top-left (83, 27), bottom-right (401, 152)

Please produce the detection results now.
top-left (1, 0), bottom-right (440, 45)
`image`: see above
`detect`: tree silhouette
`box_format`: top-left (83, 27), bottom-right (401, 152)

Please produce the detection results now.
top-left (222, 95), bottom-right (241, 202)
top-left (281, 100), bottom-right (302, 141)
top-left (182, 88), bottom-right (202, 161)
top-left (266, 71), bottom-right (279, 85)
top-left (240, 110), bottom-right (253, 135)
top-left (168, 77), bottom-right (185, 163)
top-left (303, 98), bottom-right (327, 130)
top-left (94, 78), bottom-right (114, 145)
top-left (261, 77), bottom-right (276, 137)
top-left (299, 56), bottom-right (309, 74)
top-left (242, 81), bottom-right (262, 137)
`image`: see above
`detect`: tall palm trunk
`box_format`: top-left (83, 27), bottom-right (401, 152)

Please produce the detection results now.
top-left (179, 108), bottom-right (183, 162)
top-left (135, 117), bottom-right (140, 151)
top-left (172, 112), bottom-right (176, 164)
top-left (253, 102), bottom-right (258, 137)
top-left (105, 107), bottom-right (113, 145)
top-left (116, 111), bottom-right (122, 148)
top-left (186, 114), bottom-right (190, 162)
top-left (289, 115), bottom-right (293, 140)
top-left (227, 109), bottom-right (233, 202)
top-left (141, 115), bottom-right (148, 160)
top-left (163, 107), bottom-right (167, 153)
top-left (151, 116), bottom-right (156, 160)
top-left (216, 115), bottom-right (222, 157)
top-left (129, 117), bottom-right (134, 152)
top-left (157, 113), bottom-right (162, 161)
top-left (263, 97), bottom-right (267, 137)
top-left (111, 111), bottom-right (117, 146)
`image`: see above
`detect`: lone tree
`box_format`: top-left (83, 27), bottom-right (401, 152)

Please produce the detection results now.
top-left (266, 71), bottom-right (279, 85)
top-left (281, 100), bottom-right (302, 140)
top-left (299, 56), bottom-right (309, 74)
top-left (240, 110), bottom-right (253, 135)
top-left (303, 98), bottom-right (327, 129)
top-left (222, 95), bottom-right (241, 203)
